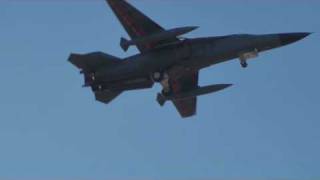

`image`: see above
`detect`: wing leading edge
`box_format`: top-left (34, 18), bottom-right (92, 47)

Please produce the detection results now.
top-left (106, 0), bottom-right (179, 52)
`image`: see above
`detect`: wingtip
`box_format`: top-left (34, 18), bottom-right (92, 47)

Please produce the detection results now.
top-left (68, 53), bottom-right (77, 62)
top-left (220, 84), bottom-right (233, 89)
top-left (120, 37), bottom-right (130, 52)
top-left (187, 26), bottom-right (200, 32)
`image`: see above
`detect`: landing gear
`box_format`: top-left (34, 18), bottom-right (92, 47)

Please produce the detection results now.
top-left (239, 48), bottom-right (259, 68)
top-left (157, 88), bottom-right (173, 106)
top-left (157, 93), bottom-right (166, 106)
top-left (153, 71), bottom-right (171, 106)
top-left (240, 60), bottom-right (248, 68)
top-left (239, 56), bottom-right (248, 68)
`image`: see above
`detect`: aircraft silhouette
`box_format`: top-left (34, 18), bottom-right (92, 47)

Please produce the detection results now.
top-left (69, 0), bottom-right (310, 118)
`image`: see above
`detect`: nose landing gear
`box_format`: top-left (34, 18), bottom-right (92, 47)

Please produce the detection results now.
top-left (239, 48), bottom-right (259, 68)
top-left (240, 60), bottom-right (248, 68)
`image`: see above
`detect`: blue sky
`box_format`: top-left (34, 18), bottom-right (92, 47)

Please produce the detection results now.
top-left (0, 0), bottom-right (319, 179)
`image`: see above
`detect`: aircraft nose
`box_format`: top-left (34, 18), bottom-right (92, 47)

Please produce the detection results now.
top-left (279, 32), bottom-right (311, 46)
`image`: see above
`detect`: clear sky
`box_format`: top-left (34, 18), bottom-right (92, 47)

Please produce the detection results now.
top-left (0, 0), bottom-right (319, 179)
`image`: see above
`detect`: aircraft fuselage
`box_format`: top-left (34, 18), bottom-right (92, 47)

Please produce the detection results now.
top-left (68, 0), bottom-right (311, 118)
top-left (95, 33), bottom-right (308, 84)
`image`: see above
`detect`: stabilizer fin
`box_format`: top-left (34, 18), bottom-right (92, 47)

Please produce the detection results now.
top-left (95, 90), bottom-right (122, 104)
top-left (68, 52), bottom-right (121, 72)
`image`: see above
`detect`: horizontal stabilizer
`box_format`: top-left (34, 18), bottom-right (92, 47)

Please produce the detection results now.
top-left (95, 90), bottom-right (122, 104)
top-left (68, 52), bottom-right (121, 72)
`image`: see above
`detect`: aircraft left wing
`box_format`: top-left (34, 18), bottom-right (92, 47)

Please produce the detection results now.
top-left (169, 70), bottom-right (199, 118)
top-left (106, 0), bottom-right (179, 52)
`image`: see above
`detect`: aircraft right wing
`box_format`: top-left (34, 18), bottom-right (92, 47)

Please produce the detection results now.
top-left (168, 69), bottom-right (199, 118)
top-left (106, 0), bottom-right (179, 52)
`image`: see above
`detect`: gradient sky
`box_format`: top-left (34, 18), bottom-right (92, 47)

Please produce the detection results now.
top-left (0, 0), bottom-right (319, 179)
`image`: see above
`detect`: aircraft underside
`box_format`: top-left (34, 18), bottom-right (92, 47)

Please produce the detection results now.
top-left (68, 0), bottom-right (310, 118)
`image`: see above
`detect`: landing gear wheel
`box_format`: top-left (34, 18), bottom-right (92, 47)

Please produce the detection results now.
top-left (241, 61), bottom-right (248, 68)
top-left (152, 71), bottom-right (164, 82)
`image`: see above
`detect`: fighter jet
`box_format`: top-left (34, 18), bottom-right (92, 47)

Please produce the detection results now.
top-left (68, 0), bottom-right (310, 118)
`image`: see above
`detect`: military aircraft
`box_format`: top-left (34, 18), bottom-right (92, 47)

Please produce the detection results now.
top-left (69, 0), bottom-right (310, 118)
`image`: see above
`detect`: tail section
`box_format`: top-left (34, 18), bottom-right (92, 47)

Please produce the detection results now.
top-left (68, 52), bottom-right (122, 87)
top-left (68, 52), bottom-right (124, 104)
top-left (68, 52), bottom-right (121, 72)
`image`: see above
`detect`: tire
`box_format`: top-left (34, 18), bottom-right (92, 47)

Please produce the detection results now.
top-left (241, 62), bottom-right (248, 68)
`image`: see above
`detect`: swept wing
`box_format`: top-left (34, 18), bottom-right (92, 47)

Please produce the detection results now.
top-left (106, 0), bottom-right (179, 52)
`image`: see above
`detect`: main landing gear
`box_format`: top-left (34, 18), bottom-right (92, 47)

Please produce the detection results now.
top-left (151, 71), bottom-right (171, 106)
top-left (157, 89), bottom-right (172, 106)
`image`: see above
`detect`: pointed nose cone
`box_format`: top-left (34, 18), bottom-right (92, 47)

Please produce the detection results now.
top-left (279, 32), bottom-right (311, 46)
top-left (221, 84), bottom-right (233, 89)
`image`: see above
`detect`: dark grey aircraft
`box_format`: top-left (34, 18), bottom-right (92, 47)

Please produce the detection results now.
top-left (69, 0), bottom-right (310, 118)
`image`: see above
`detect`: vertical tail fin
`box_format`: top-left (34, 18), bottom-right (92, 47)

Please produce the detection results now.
top-left (68, 52), bottom-right (121, 72)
